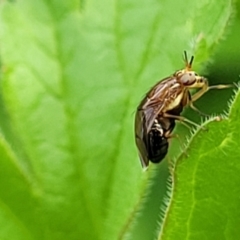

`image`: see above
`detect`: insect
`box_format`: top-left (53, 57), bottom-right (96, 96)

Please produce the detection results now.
top-left (135, 51), bottom-right (231, 168)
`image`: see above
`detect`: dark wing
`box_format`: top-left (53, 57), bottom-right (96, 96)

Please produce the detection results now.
top-left (135, 76), bottom-right (181, 168)
top-left (137, 76), bottom-right (181, 133)
top-left (135, 109), bottom-right (149, 168)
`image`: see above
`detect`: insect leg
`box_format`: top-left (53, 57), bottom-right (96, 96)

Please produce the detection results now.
top-left (190, 83), bottom-right (233, 116)
top-left (190, 82), bottom-right (208, 102)
top-left (191, 83), bottom-right (232, 102)
top-left (189, 102), bottom-right (211, 117)
top-left (208, 84), bottom-right (233, 90)
top-left (163, 113), bottom-right (202, 129)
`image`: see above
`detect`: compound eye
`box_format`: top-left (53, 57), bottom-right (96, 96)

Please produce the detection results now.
top-left (180, 73), bottom-right (196, 86)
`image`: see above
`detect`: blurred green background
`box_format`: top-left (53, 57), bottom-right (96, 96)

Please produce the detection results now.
top-left (0, 1), bottom-right (238, 240)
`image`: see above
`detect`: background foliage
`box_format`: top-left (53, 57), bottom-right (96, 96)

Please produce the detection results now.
top-left (0, 0), bottom-right (239, 240)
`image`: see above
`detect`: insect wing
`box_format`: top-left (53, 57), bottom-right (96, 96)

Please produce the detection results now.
top-left (138, 77), bottom-right (179, 133)
top-left (135, 109), bottom-right (149, 168)
top-left (135, 77), bottom-right (177, 167)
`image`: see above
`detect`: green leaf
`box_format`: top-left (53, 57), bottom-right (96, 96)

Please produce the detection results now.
top-left (124, 1), bottom-right (234, 240)
top-left (0, 1), bottom-right (148, 239)
top-left (0, 136), bottom-right (36, 240)
top-left (159, 87), bottom-right (240, 240)
top-left (0, 0), bottom-right (234, 240)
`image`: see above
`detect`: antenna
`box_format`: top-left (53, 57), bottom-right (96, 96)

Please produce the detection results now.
top-left (183, 51), bottom-right (194, 70)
